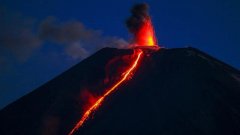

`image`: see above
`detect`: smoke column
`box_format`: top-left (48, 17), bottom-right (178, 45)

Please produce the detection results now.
top-left (126, 3), bottom-right (157, 46)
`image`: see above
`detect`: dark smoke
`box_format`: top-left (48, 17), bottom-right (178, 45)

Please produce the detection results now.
top-left (126, 3), bottom-right (150, 34)
top-left (0, 7), bottom-right (41, 62)
top-left (38, 17), bottom-right (128, 59)
top-left (0, 8), bottom-right (128, 71)
top-left (39, 17), bottom-right (98, 44)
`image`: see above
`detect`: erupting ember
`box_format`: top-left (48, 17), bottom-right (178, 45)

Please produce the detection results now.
top-left (126, 3), bottom-right (158, 48)
top-left (135, 18), bottom-right (157, 46)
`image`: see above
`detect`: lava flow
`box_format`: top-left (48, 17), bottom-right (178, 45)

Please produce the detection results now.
top-left (68, 50), bottom-right (143, 135)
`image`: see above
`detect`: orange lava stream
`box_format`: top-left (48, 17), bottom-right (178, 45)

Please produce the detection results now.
top-left (68, 50), bottom-right (143, 135)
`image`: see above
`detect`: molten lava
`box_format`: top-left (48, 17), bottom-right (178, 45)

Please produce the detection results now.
top-left (68, 50), bottom-right (143, 135)
top-left (135, 18), bottom-right (157, 46)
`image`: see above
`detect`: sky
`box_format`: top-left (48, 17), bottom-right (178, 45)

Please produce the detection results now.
top-left (0, 0), bottom-right (239, 109)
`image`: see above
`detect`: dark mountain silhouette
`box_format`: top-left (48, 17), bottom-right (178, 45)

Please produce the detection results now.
top-left (0, 47), bottom-right (240, 135)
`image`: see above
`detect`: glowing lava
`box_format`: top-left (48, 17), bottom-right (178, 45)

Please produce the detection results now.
top-left (135, 18), bottom-right (157, 46)
top-left (68, 50), bottom-right (143, 135)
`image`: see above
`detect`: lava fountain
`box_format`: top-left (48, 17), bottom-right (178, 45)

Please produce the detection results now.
top-left (126, 3), bottom-right (158, 48)
top-left (135, 18), bottom-right (157, 46)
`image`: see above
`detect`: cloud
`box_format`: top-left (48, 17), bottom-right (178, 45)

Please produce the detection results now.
top-left (0, 9), bottom-right (129, 69)
top-left (39, 17), bottom-right (100, 43)
top-left (38, 17), bottom-right (128, 59)
top-left (0, 7), bottom-right (41, 62)
top-left (65, 42), bottom-right (89, 59)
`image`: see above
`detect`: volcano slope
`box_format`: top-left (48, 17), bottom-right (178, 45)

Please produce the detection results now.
top-left (0, 47), bottom-right (240, 135)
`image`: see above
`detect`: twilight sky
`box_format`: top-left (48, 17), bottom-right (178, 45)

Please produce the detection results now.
top-left (0, 0), bottom-right (239, 109)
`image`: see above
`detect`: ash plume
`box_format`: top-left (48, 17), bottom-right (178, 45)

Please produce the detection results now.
top-left (38, 17), bottom-right (128, 60)
top-left (0, 7), bottom-right (41, 62)
top-left (126, 3), bottom-right (150, 34)
top-left (0, 8), bottom-right (128, 71)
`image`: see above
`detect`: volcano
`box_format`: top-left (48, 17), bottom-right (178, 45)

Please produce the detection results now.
top-left (0, 47), bottom-right (240, 135)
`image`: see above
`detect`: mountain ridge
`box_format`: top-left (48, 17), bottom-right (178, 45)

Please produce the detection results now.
top-left (1, 47), bottom-right (240, 135)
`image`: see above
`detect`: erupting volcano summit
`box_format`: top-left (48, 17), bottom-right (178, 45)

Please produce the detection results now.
top-left (69, 4), bottom-right (159, 134)
top-left (1, 3), bottom-right (240, 135)
top-left (126, 3), bottom-right (159, 49)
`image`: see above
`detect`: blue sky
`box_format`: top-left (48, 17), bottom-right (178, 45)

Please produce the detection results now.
top-left (0, 0), bottom-right (239, 109)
